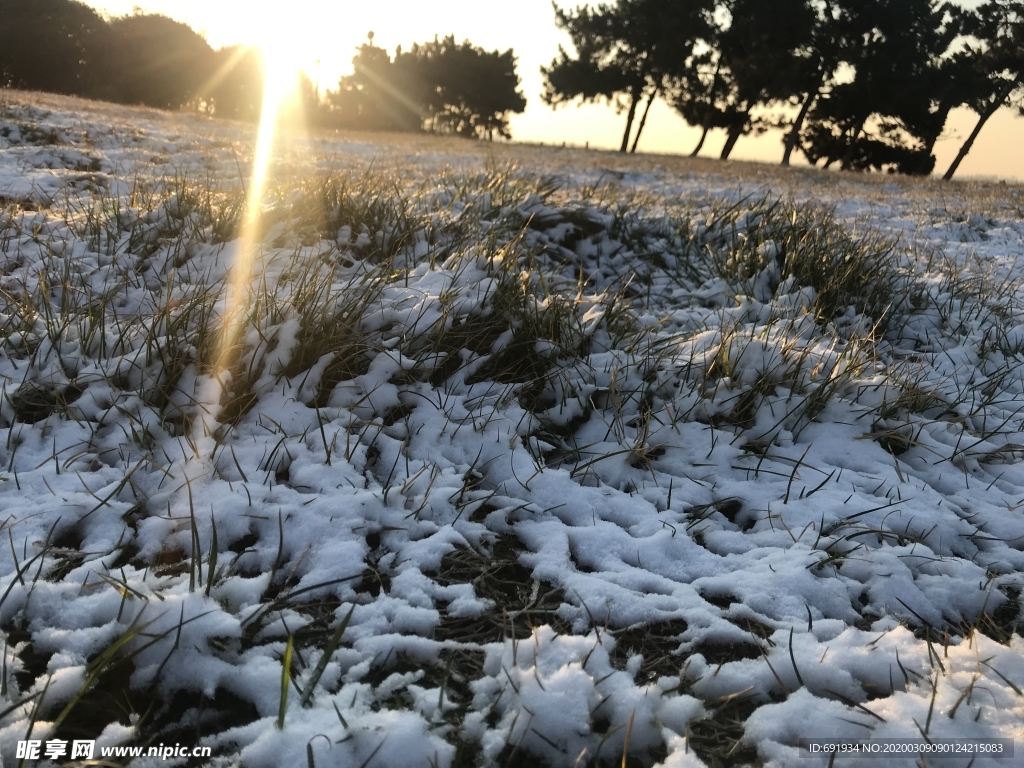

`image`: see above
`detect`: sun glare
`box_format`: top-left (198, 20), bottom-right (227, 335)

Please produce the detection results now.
top-left (195, 21), bottom-right (307, 441)
top-left (258, 39), bottom-right (305, 107)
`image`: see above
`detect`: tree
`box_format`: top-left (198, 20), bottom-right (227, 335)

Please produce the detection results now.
top-left (106, 13), bottom-right (214, 109)
top-left (205, 45), bottom-right (264, 122)
top-left (943, 0), bottom-right (1024, 180)
top-left (799, 0), bottom-right (961, 174)
top-left (543, 0), bottom-right (713, 153)
top-left (407, 36), bottom-right (527, 139)
top-left (670, 0), bottom-right (817, 160)
top-left (0, 0), bottom-right (109, 97)
top-left (543, 3), bottom-right (646, 152)
top-left (327, 34), bottom-right (527, 139)
top-left (777, 0), bottom-right (868, 166)
top-left (328, 36), bottom-right (418, 131)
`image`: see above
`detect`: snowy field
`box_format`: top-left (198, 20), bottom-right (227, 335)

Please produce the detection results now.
top-left (1, 90), bottom-right (1023, 768)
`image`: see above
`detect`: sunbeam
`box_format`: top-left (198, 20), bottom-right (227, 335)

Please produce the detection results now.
top-left (194, 28), bottom-right (305, 440)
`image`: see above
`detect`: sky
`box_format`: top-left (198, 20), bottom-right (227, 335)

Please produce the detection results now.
top-left (84, 0), bottom-right (1024, 181)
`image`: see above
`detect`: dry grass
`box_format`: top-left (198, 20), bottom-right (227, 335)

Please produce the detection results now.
top-left (2, 89), bottom-right (1022, 768)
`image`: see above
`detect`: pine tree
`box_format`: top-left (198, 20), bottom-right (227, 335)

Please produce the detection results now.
top-left (543, 0), bottom-right (713, 153)
top-left (943, 0), bottom-right (1024, 180)
top-left (327, 35), bottom-right (526, 139)
top-left (670, 0), bottom-right (817, 160)
top-left (800, 0), bottom-right (960, 174)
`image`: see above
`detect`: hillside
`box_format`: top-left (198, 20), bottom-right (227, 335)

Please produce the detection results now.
top-left (1, 90), bottom-right (1023, 768)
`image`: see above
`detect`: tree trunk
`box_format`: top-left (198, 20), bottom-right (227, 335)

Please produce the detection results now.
top-left (620, 86), bottom-right (642, 153)
top-left (720, 123), bottom-right (743, 160)
top-left (839, 119), bottom-right (867, 171)
top-left (782, 91), bottom-right (818, 166)
top-left (690, 60), bottom-right (723, 159)
top-left (922, 101), bottom-right (954, 156)
top-left (630, 87), bottom-right (658, 153)
top-left (943, 84), bottom-right (1014, 181)
top-left (690, 124), bottom-right (710, 157)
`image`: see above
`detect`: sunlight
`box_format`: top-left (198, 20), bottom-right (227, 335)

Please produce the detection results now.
top-left (257, 34), bottom-right (305, 109)
top-left (195, 24), bottom-right (306, 440)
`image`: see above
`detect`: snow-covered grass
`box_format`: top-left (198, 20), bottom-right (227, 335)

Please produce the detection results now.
top-left (0, 90), bottom-right (1022, 768)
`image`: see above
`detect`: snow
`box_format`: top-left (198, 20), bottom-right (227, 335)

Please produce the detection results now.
top-left (0, 91), bottom-right (1022, 767)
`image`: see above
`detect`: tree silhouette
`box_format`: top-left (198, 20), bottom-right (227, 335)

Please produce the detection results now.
top-left (943, 0), bottom-right (1024, 180)
top-left (328, 35), bottom-right (526, 139)
top-left (0, 0), bottom-right (109, 97)
top-left (104, 13), bottom-right (214, 110)
top-left (670, 0), bottom-right (816, 160)
top-left (329, 37), bottom-right (418, 131)
top-left (544, 0), bottom-right (713, 153)
top-left (205, 46), bottom-right (264, 122)
top-left (777, 0), bottom-right (867, 166)
top-left (544, 3), bottom-right (644, 152)
top-left (411, 36), bottom-right (527, 139)
top-left (799, 0), bottom-right (959, 174)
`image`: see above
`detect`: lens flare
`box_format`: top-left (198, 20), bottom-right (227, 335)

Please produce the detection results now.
top-left (194, 29), bottom-right (306, 440)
